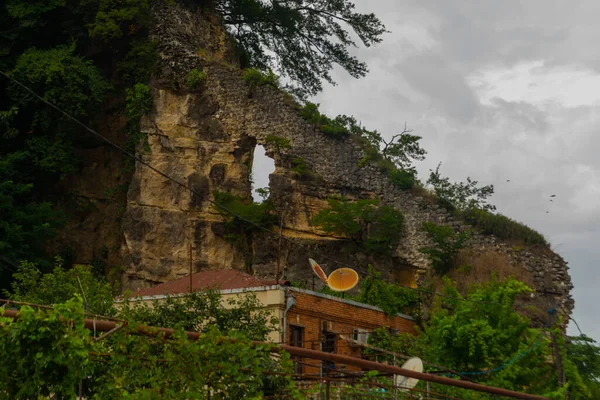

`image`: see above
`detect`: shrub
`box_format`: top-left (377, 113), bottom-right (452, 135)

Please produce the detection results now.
top-left (242, 68), bottom-right (278, 90)
top-left (118, 39), bottom-right (158, 85)
top-left (291, 157), bottom-right (307, 176)
top-left (213, 191), bottom-right (277, 242)
top-left (420, 222), bottom-right (471, 275)
top-left (299, 102), bottom-right (348, 139)
top-left (312, 197), bottom-right (404, 255)
top-left (265, 135), bottom-right (291, 152)
top-left (461, 208), bottom-right (548, 246)
top-left (427, 162), bottom-right (495, 212)
top-left (125, 83), bottom-right (152, 121)
top-left (124, 83), bottom-right (153, 150)
top-left (387, 168), bottom-right (416, 190)
top-left (186, 68), bottom-right (206, 89)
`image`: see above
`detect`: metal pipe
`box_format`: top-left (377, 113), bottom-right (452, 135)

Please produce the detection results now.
top-left (281, 292), bottom-right (296, 345)
top-left (1, 308), bottom-right (549, 399)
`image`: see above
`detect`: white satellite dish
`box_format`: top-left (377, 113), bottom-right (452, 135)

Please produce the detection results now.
top-left (394, 357), bottom-right (423, 391)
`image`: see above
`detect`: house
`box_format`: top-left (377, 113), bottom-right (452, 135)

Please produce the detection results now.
top-left (122, 269), bottom-right (417, 374)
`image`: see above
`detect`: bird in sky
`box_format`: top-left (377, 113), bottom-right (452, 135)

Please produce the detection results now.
top-left (550, 194), bottom-right (556, 197)
top-left (506, 179), bottom-right (511, 182)
top-left (550, 199), bottom-right (553, 202)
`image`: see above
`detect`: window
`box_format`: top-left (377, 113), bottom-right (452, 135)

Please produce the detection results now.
top-left (322, 333), bottom-right (336, 374)
top-left (290, 325), bottom-right (304, 347)
top-left (353, 328), bottom-right (369, 345)
top-left (289, 325), bottom-right (304, 374)
top-left (322, 333), bottom-right (336, 353)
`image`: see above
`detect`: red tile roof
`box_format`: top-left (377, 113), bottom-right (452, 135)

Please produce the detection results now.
top-left (128, 269), bottom-right (287, 298)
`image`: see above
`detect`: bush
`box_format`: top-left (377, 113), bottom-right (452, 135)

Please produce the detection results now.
top-left (186, 68), bottom-right (206, 89)
top-left (125, 83), bottom-right (152, 150)
top-left (242, 68), bottom-right (278, 90)
top-left (125, 83), bottom-right (152, 121)
top-left (312, 197), bottom-right (404, 255)
top-left (420, 222), bottom-right (471, 275)
top-left (118, 39), bottom-right (158, 85)
top-left (461, 208), bottom-right (548, 246)
top-left (299, 102), bottom-right (348, 139)
top-left (427, 162), bottom-right (495, 212)
top-left (213, 191), bottom-right (277, 242)
top-left (291, 157), bottom-right (307, 176)
top-left (387, 168), bottom-right (416, 190)
top-left (265, 135), bottom-right (291, 152)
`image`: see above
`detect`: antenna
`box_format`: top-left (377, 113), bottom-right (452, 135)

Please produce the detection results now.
top-left (395, 357), bottom-right (423, 391)
top-left (308, 259), bottom-right (359, 292)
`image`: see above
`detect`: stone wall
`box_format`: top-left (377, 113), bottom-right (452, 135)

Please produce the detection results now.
top-left (119, 1), bottom-right (573, 322)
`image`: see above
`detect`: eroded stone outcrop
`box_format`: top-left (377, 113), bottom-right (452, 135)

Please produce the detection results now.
top-left (118, 1), bottom-right (573, 323)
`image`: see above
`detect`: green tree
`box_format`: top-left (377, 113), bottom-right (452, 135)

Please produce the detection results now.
top-left (419, 222), bottom-right (471, 274)
top-left (0, 297), bottom-right (92, 399)
top-left (312, 196), bottom-right (404, 255)
top-left (120, 289), bottom-right (278, 340)
top-left (5, 256), bottom-right (115, 316)
top-left (367, 278), bottom-right (574, 399)
top-left (0, 297), bottom-right (300, 399)
top-left (358, 266), bottom-right (420, 318)
top-left (338, 115), bottom-right (424, 189)
top-left (567, 335), bottom-right (600, 398)
top-left (210, 0), bottom-right (386, 97)
top-left (427, 162), bottom-right (496, 212)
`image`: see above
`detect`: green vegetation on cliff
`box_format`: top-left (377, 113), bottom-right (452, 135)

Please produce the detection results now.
top-left (312, 196), bottom-right (405, 255)
top-left (0, 0), bottom-right (387, 283)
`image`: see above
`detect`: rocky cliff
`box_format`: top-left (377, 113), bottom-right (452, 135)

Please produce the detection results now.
top-left (60, 2), bottom-right (573, 325)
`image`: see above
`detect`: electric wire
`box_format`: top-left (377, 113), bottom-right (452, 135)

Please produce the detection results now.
top-left (0, 72), bottom-right (565, 309)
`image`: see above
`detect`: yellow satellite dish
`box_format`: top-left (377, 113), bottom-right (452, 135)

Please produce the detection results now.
top-left (308, 259), bottom-right (359, 292)
top-left (309, 258), bottom-right (328, 282)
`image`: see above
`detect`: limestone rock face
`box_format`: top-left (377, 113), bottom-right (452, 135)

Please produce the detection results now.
top-left (117, 2), bottom-right (573, 322)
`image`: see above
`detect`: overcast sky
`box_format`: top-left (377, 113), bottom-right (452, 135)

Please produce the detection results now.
top-left (253, 0), bottom-right (600, 341)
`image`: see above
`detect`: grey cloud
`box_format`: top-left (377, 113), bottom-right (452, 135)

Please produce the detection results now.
top-left (397, 54), bottom-right (482, 122)
top-left (308, 0), bottom-right (600, 341)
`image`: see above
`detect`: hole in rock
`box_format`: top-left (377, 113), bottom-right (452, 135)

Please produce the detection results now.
top-left (251, 145), bottom-right (275, 203)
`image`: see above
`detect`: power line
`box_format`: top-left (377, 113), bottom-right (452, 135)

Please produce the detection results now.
top-left (0, 70), bottom-right (561, 310)
top-left (0, 70), bottom-right (360, 270)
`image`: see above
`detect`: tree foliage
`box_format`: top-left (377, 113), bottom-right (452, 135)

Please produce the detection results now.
top-left (5, 256), bottom-right (115, 315)
top-left (567, 335), bottom-right (600, 398)
top-left (427, 162), bottom-right (496, 212)
top-left (419, 222), bottom-right (471, 274)
top-left (357, 266), bottom-right (419, 318)
top-left (367, 278), bottom-right (591, 399)
top-left (1, 262), bottom-right (299, 398)
top-left (0, 0), bottom-right (156, 282)
top-left (312, 196), bottom-right (404, 255)
top-left (462, 208), bottom-right (548, 246)
top-left (0, 297), bottom-right (300, 399)
top-left (212, 0), bottom-right (386, 98)
top-left (120, 289), bottom-right (278, 340)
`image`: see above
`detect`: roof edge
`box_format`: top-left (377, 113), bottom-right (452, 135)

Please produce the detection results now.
top-left (289, 287), bottom-right (415, 321)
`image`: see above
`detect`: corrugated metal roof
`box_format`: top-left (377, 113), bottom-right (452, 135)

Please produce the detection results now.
top-left (128, 269), bottom-right (286, 298)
